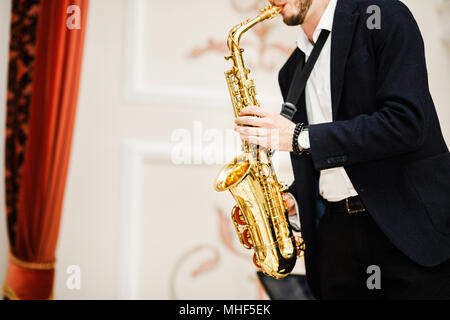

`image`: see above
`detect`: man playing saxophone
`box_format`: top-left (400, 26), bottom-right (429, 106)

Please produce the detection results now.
top-left (234, 0), bottom-right (450, 299)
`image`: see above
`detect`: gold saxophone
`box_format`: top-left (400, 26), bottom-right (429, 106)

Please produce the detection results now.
top-left (214, 5), bottom-right (305, 279)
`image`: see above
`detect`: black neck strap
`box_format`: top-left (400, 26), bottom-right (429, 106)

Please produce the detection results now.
top-left (280, 29), bottom-right (331, 121)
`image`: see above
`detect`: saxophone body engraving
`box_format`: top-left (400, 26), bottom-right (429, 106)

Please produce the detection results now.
top-left (214, 5), bottom-right (304, 279)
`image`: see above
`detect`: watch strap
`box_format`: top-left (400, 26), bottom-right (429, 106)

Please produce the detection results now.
top-left (292, 123), bottom-right (305, 156)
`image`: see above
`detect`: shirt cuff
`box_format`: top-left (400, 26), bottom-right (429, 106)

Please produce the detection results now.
top-left (287, 192), bottom-right (301, 232)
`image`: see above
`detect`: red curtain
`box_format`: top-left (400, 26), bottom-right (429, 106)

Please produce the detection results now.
top-left (4, 0), bottom-right (89, 300)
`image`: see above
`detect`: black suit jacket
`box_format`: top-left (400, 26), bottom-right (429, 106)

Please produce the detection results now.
top-left (279, 0), bottom-right (450, 298)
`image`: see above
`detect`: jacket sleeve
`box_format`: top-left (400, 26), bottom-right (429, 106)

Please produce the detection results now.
top-left (309, 3), bottom-right (430, 171)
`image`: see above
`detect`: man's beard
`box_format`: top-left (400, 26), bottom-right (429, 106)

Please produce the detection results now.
top-left (283, 0), bottom-right (312, 26)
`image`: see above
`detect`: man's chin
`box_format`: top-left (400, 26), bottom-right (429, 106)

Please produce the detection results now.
top-left (283, 15), bottom-right (303, 26)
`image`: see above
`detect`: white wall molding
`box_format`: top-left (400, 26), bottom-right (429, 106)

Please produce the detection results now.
top-left (118, 140), bottom-right (174, 299)
top-left (122, 0), bottom-right (283, 109)
top-left (118, 139), bottom-right (233, 299)
top-left (117, 138), bottom-right (292, 299)
top-left (437, 1), bottom-right (450, 46)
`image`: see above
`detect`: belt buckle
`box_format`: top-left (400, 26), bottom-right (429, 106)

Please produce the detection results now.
top-left (345, 198), bottom-right (365, 215)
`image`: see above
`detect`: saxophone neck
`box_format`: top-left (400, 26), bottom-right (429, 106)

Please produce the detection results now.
top-left (225, 5), bottom-right (281, 158)
top-left (227, 5), bottom-right (281, 51)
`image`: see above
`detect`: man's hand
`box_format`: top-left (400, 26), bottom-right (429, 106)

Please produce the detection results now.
top-left (234, 106), bottom-right (296, 151)
top-left (282, 193), bottom-right (298, 217)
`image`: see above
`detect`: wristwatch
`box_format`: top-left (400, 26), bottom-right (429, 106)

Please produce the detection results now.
top-left (297, 125), bottom-right (310, 154)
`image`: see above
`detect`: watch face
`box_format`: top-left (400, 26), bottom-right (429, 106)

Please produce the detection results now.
top-left (298, 130), bottom-right (310, 150)
top-left (300, 136), bottom-right (307, 148)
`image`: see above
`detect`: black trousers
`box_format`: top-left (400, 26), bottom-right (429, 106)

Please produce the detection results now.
top-left (316, 204), bottom-right (450, 300)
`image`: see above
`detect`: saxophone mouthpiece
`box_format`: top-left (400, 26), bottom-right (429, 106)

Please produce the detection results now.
top-left (261, 5), bottom-right (282, 19)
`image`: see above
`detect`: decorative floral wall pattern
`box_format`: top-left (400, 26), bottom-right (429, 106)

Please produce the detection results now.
top-left (188, 0), bottom-right (293, 71)
top-left (168, 207), bottom-right (267, 300)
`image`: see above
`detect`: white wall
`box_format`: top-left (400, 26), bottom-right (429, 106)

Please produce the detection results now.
top-left (404, 0), bottom-right (450, 140)
top-left (0, 0), bottom-right (449, 300)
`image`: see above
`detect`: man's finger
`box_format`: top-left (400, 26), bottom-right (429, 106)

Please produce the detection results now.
top-left (234, 116), bottom-right (265, 127)
top-left (234, 126), bottom-right (269, 137)
top-left (285, 198), bottom-right (295, 209)
top-left (239, 106), bottom-right (266, 118)
top-left (282, 193), bottom-right (294, 201)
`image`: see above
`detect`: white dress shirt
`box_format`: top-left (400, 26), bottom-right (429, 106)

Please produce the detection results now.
top-left (298, 0), bottom-right (358, 202)
top-left (288, 0), bottom-right (357, 230)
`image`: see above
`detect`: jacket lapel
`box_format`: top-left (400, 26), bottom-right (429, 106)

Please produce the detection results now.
top-left (331, 0), bottom-right (360, 119)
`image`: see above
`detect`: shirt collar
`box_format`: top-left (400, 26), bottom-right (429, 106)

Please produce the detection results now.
top-left (296, 0), bottom-right (337, 56)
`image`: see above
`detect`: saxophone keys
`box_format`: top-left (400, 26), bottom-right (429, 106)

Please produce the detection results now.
top-left (245, 79), bottom-right (256, 95)
top-left (259, 164), bottom-right (271, 177)
top-left (253, 253), bottom-right (261, 269)
top-left (295, 237), bottom-right (306, 258)
top-left (232, 205), bottom-right (247, 226)
top-left (242, 229), bottom-right (254, 249)
top-left (279, 183), bottom-right (289, 193)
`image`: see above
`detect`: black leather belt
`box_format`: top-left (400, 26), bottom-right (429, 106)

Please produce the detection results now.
top-left (327, 196), bottom-right (366, 215)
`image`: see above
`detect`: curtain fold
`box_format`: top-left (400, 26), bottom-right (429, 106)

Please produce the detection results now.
top-left (4, 0), bottom-right (89, 300)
